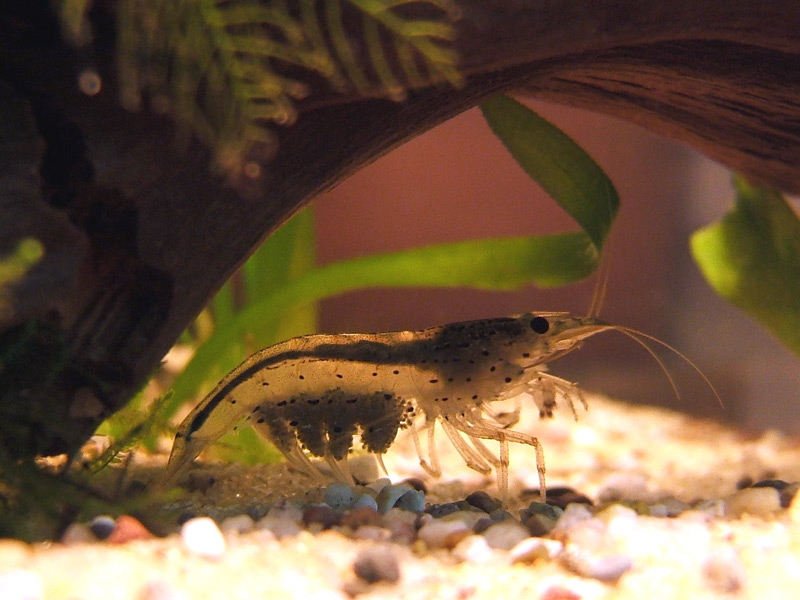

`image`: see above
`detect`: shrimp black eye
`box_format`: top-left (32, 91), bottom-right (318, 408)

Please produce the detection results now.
top-left (530, 316), bottom-right (550, 334)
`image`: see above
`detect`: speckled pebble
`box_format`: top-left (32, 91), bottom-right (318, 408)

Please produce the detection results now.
top-left (324, 482), bottom-right (356, 510)
top-left (220, 514), bottom-right (255, 534)
top-left (452, 534), bottom-right (496, 563)
top-left (60, 522), bottom-right (97, 545)
top-left (418, 519), bottom-right (471, 549)
top-left (704, 548), bottom-right (746, 593)
top-left (353, 545), bottom-right (400, 584)
top-left (394, 489), bottom-right (425, 513)
top-left (482, 520), bottom-right (531, 550)
top-left (181, 517), bottom-right (226, 559)
top-left (508, 537), bottom-right (563, 565)
top-left (108, 515), bottom-right (153, 543)
top-left (0, 569), bottom-right (43, 600)
top-left (89, 515), bottom-right (117, 540)
top-left (560, 546), bottom-right (633, 582)
top-left (724, 486), bottom-right (781, 518)
top-left (465, 491), bottom-right (502, 513)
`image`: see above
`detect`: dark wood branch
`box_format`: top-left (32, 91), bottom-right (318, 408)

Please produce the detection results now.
top-left (1, 0), bottom-right (799, 459)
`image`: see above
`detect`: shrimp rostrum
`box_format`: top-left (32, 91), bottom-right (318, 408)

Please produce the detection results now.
top-left (160, 312), bottom-right (715, 502)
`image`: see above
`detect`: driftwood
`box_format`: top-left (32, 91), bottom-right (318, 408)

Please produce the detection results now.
top-left (1, 1), bottom-right (798, 459)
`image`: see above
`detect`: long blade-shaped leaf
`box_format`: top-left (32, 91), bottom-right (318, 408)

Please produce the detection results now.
top-left (691, 177), bottom-right (800, 355)
top-left (480, 95), bottom-right (619, 251)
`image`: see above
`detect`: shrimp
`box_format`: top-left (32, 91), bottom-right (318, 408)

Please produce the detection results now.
top-left (157, 312), bottom-right (718, 503)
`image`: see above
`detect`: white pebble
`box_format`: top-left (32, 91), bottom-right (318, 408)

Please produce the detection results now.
top-left (181, 517), bottom-right (226, 559)
top-left (508, 537), bottom-right (562, 565)
top-left (452, 535), bottom-right (496, 563)
top-left (550, 502), bottom-right (594, 536)
top-left (0, 569), bottom-right (43, 600)
top-left (60, 522), bottom-right (97, 545)
top-left (376, 483), bottom-right (414, 513)
top-left (220, 514), bottom-right (255, 535)
top-left (597, 472), bottom-right (649, 501)
top-left (724, 487), bottom-right (781, 518)
top-left (139, 578), bottom-right (187, 600)
top-left (561, 546), bottom-right (633, 582)
top-left (418, 520), bottom-right (470, 549)
top-left (482, 520), bottom-right (530, 550)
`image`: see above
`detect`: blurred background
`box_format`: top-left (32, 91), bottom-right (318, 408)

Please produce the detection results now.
top-left (313, 97), bottom-right (800, 435)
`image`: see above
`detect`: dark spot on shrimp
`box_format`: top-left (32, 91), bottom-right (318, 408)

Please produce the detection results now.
top-left (505, 377), bottom-right (512, 383)
top-left (530, 316), bottom-right (550, 334)
top-left (393, 370), bottom-right (399, 375)
top-left (429, 379), bottom-right (438, 384)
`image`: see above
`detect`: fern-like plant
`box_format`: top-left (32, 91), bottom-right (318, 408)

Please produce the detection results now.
top-left (115, 0), bottom-right (463, 188)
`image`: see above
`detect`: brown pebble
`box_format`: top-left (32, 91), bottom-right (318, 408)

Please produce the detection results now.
top-left (303, 505), bottom-right (341, 529)
top-left (401, 478), bottom-right (427, 493)
top-left (545, 487), bottom-right (593, 510)
top-left (342, 507), bottom-right (382, 530)
top-left (108, 515), bottom-right (153, 543)
top-left (353, 545), bottom-right (401, 584)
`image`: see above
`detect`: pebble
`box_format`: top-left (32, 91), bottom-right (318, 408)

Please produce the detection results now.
top-left (220, 514), bottom-right (256, 534)
top-left (520, 502), bottom-right (563, 535)
top-left (352, 525), bottom-right (392, 541)
top-left (703, 548), bottom-right (746, 593)
top-left (367, 477), bottom-right (392, 494)
top-left (452, 534), bottom-right (496, 563)
top-left (0, 569), bottom-right (43, 600)
top-left (139, 578), bottom-right (187, 600)
top-left (647, 497), bottom-right (690, 518)
top-left (550, 502), bottom-right (593, 537)
top-left (324, 482), bottom-right (356, 510)
top-left (352, 545), bottom-right (401, 584)
top-left (539, 586), bottom-right (582, 600)
top-left (256, 501), bottom-right (303, 539)
top-left (0, 540), bottom-right (32, 568)
top-left (724, 486), bottom-right (781, 518)
top-left (417, 519), bottom-right (471, 550)
top-left (560, 546), bottom-right (633, 582)
top-left (108, 515), bottom-right (153, 543)
top-left (89, 515), bottom-right (117, 540)
top-left (394, 489), bottom-right (425, 513)
top-left (508, 537), bottom-right (562, 565)
top-left (482, 520), bottom-right (531, 550)
top-left (352, 493), bottom-right (379, 512)
top-left (597, 472), bottom-right (649, 501)
top-left (303, 504), bottom-right (341, 530)
top-left (61, 522), bottom-right (97, 545)
top-left (381, 508), bottom-right (418, 544)
top-left (181, 517), bottom-right (226, 559)
top-left (465, 491), bottom-right (502, 513)
top-left (376, 483), bottom-right (415, 513)
top-left (542, 487), bottom-right (593, 510)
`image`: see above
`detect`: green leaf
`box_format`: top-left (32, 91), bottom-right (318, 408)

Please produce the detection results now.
top-left (480, 95), bottom-right (619, 251)
top-left (691, 176), bottom-right (800, 355)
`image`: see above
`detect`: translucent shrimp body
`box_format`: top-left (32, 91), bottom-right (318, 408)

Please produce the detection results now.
top-left (159, 313), bottom-right (614, 501)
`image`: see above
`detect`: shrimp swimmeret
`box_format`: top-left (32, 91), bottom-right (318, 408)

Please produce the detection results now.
top-left (158, 312), bottom-right (718, 502)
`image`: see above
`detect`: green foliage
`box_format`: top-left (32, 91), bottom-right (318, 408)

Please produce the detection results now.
top-left (691, 176), bottom-right (800, 355)
top-left (480, 95), bottom-right (618, 254)
top-left (116, 0), bottom-right (462, 182)
top-left (0, 237), bottom-right (44, 323)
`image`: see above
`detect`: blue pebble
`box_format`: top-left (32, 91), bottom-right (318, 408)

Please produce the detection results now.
top-left (394, 489), bottom-right (425, 513)
top-left (324, 482), bottom-right (356, 510)
top-left (352, 493), bottom-right (379, 511)
top-left (89, 515), bottom-right (116, 540)
top-left (376, 483), bottom-right (413, 513)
